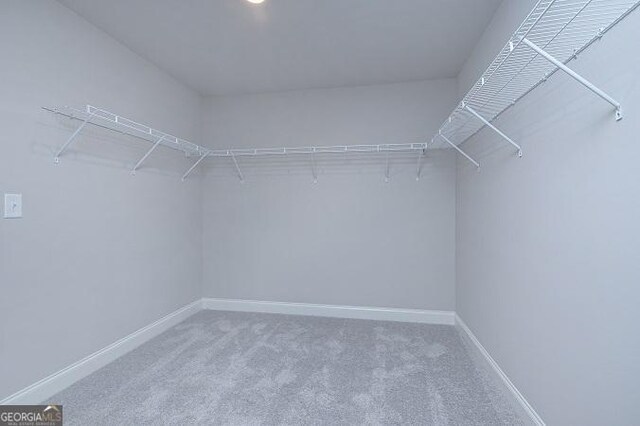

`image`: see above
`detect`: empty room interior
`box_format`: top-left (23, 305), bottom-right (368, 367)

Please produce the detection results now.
top-left (2, 0), bottom-right (639, 424)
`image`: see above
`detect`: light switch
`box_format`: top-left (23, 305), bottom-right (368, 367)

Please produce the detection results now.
top-left (4, 193), bottom-right (22, 218)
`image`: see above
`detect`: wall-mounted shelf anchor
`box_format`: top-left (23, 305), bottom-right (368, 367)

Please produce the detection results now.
top-left (230, 151), bottom-right (245, 183)
top-left (415, 147), bottom-right (425, 181)
top-left (131, 135), bottom-right (166, 175)
top-left (438, 131), bottom-right (480, 169)
top-left (182, 152), bottom-right (209, 181)
top-left (463, 103), bottom-right (522, 157)
top-left (311, 149), bottom-right (318, 184)
top-left (384, 150), bottom-right (390, 183)
top-left (54, 111), bottom-right (95, 163)
top-left (522, 37), bottom-right (623, 121)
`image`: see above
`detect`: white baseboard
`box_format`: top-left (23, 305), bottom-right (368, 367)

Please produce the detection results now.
top-left (455, 314), bottom-right (545, 426)
top-left (202, 298), bottom-right (455, 325)
top-left (0, 297), bottom-right (455, 405)
top-left (0, 299), bottom-right (202, 405)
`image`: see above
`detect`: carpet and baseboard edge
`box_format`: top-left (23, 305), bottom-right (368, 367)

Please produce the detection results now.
top-left (1, 297), bottom-right (543, 426)
top-left (455, 314), bottom-right (545, 426)
top-left (202, 297), bottom-right (455, 325)
top-left (0, 299), bottom-right (203, 405)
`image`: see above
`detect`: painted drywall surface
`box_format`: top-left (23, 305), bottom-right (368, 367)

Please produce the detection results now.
top-left (201, 80), bottom-right (458, 310)
top-left (201, 79), bottom-right (458, 150)
top-left (457, 0), bottom-right (537, 98)
top-left (455, 4), bottom-right (640, 424)
top-left (0, 2), bottom-right (202, 400)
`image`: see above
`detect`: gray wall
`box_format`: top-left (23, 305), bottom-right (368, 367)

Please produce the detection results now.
top-left (201, 81), bottom-right (458, 310)
top-left (0, 1), bottom-right (202, 400)
top-left (455, 1), bottom-right (640, 424)
top-left (457, 0), bottom-right (537, 98)
top-left (6, 2), bottom-right (638, 421)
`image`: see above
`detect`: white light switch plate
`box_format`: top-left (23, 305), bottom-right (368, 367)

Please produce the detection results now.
top-left (4, 193), bottom-right (22, 218)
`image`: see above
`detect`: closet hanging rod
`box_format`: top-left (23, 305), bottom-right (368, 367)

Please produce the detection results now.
top-left (45, 105), bottom-right (428, 158)
top-left (45, 105), bottom-right (429, 180)
top-left (432, 0), bottom-right (640, 164)
top-left (45, 105), bottom-right (205, 160)
top-left (43, 106), bottom-right (170, 148)
top-left (203, 143), bottom-right (428, 157)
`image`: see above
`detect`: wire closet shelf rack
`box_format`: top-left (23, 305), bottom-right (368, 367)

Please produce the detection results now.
top-left (44, 105), bottom-right (428, 182)
top-left (45, 0), bottom-right (640, 179)
top-left (433, 0), bottom-right (640, 168)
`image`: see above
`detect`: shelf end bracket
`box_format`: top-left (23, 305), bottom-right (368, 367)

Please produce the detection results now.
top-left (311, 149), bottom-right (318, 184)
top-left (416, 145), bottom-right (425, 181)
top-left (522, 37), bottom-right (622, 121)
top-left (54, 112), bottom-right (95, 163)
top-left (464, 104), bottom-right (522, 157)
top-left (384, 149), bottom-right (390, 183)
top-left (181, 151), bottom-right (208, 181)
top-left (438, 131), bottom-right (480, 169)
top-left (132, 135), bottom-right (166, 174)
top-left (230, 151), bottom-right (245, 182)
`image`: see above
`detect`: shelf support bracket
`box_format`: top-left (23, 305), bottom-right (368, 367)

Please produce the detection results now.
top-left (54, 113), bottom-right (95, 163)
top-left (132, 135), bottom-right (166, 174)
top-left (181, 152), bottom-right (208, 181)
top-left (464, 104), bottom-right (522, 157)
top-left (522, 37), bottom-right (622, 121)
top-left (438, 131), bottom-right (480, 169)
top-left (384, 150), bottom-right (390, 183)
top-left (416, 147), bottom-right (425, 181)
top-left (230, 151), bottom-right (244, 182)
top-left (311, 149), bottom-right (318, 184)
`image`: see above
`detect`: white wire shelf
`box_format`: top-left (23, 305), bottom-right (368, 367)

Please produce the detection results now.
top-left (45, 105), bottom-right (428, 182)
top-left (47, 1), bottom-right (639, 177)
top-left (433, 0), bottom-right (640, 168)
top-left (45, 105), bottom-right (206, 157)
